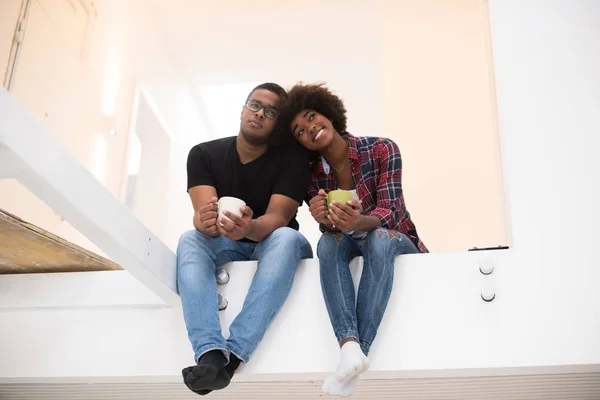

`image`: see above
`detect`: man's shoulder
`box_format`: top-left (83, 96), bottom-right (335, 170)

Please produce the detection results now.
top-left (191, 137), bottom-right (235, 156)
top-left (197, 136), bottom-right (235, 151)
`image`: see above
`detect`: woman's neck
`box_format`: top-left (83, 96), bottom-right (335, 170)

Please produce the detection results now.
top-left (321, 131), bottom-right (348, 168)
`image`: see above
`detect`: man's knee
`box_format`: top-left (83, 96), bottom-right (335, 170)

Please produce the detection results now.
top-left (268, 227), bottom-right (301, 243)
top-left (177, 229), bottom-right (217, 251)
top-left (177, 229), bottom-right (198, 250)
top-left (260, 227), bottom-right (311, 262)
top-left (177, 230), bottom-right (216, 267)
top-left (265, 227), bottom-right (308, 253)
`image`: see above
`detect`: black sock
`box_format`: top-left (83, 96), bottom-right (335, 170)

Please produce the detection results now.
top-left (225, 354), bottom-right (242, 378)
top-left (182, 350), bottom-right (230, 395)
top-left (182, 353), bottom-right (243, 396)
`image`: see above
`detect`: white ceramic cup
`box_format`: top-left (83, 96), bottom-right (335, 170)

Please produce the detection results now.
top-left (218, 196), bottom-right (246, 223)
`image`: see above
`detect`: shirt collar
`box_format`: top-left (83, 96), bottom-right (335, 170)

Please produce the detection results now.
top-left (313, 131), bottom-right (358, 177)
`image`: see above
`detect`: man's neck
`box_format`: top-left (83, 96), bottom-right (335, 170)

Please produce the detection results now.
top-left (322, 131), bottom-right (349, 167)
top-left (236, 134), bottom-right (269, 164)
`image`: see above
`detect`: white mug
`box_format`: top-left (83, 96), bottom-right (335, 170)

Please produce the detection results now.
top-left (218, 196), bottom-right (246, 222)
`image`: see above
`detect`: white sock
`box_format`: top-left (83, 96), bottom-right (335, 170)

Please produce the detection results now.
top-left (334, 341), bottom-right (370, 383)
top-left (322, 374), bottom-right (360, 397)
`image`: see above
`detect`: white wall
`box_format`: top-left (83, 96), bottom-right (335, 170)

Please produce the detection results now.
top-left (381, 0), bottom-right (507, 252)
top-left (1, 0), bottom-right (599, 381)
top-left (152, 0), bottom-right (506, 253)
top-left (0, 0), bottom-right (507, 256)
top-left (0, 0), bottom-right (20, 82)
top-left (0, 0), bottom-right (210, 253)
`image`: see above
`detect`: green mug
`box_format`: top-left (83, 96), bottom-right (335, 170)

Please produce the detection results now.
top-left (326, 189), bottom-right (354, 208)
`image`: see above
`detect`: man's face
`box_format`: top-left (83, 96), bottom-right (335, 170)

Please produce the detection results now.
top-left (240, 89), bottom-right (281, 145)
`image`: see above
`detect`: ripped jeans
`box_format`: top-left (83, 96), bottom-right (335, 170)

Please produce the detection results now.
top-left (316, 227), bottom-right (420, 355)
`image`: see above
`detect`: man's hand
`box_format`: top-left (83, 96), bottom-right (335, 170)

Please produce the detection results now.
top-left (217, 205), bottom-right (254, 241)
top-left (194, 196), bottom-right (219, 237)
top-left (327, 199), bottom-right (361, 232)
top-left (309, 189), bottom-right (329, 225)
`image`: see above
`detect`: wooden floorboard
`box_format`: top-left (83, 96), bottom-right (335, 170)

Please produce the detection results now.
top-left (0, 208), bottom-right (122, 274)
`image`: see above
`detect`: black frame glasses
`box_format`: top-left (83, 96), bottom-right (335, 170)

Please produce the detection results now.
top-left (245, 100), bottom-right (280, 119)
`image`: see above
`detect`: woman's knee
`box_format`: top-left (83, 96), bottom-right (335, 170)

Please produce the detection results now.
top-left (366, 228), bottom-right (418, 256)
top-left (316, 232), bottom-right (347, 259)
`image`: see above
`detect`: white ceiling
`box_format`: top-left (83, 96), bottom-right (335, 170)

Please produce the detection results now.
top-left (142, 0), bottom-right (386, 138)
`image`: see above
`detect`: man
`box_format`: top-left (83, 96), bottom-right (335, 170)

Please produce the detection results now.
top-left (177, 83), bottom-right (312, 395)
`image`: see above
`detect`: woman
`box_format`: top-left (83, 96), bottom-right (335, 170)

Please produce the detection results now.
top-left (283, 83), bottom-right (428, 397)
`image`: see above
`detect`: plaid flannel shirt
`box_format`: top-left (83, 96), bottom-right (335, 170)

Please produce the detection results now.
top-left (306, 132), bottom-right (428, 253)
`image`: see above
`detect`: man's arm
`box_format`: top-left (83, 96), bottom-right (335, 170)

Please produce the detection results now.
top-left (189, 185), bottom-right (219, 236)
top-left (245, 194), bottom-right (300, 242)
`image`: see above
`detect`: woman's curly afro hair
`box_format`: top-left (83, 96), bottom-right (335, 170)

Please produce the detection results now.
top-left (280, 82), bottom-right (348, 136)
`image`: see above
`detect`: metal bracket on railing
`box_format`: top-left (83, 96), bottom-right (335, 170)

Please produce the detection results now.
top-left (217, 292), bottom-right (228, 311)
top-left (216, 268), bottom-right (230, 285)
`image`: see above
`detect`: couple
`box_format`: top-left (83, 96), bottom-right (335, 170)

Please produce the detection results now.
top-left (177, 82), bottom-right (428, 397)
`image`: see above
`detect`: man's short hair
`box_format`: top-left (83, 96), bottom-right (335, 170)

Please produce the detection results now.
top-left (247, 82), bottom-right (288, 103)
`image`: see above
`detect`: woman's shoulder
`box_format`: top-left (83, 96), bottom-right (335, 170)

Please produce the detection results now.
top-left (350, 134), bottom-right (400, 155)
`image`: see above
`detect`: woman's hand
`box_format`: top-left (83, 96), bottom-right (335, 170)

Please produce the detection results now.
top-left (308, 189), bottom-right (329, 225)
top-left (327, 199), bottom-right (361, 232)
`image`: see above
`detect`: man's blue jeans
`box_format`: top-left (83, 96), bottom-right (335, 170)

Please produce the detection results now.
top-left (176, 227), bottom-right (312, 363)
top-left (317, 228), bottom-right (420, 356)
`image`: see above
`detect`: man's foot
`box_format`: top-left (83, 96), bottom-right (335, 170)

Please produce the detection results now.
top-left (182, 350), bottom-right (231, 394)
top-left (334, 341), bottom-right (370, 383)
top-left (322, 374), bottom-right (360, 397)
top-left (225, 354), bottom-right (242, 378)
top-left (181, 353), bottom-right (243, 396)
top-left (181, 367), bottom-right (211, 396)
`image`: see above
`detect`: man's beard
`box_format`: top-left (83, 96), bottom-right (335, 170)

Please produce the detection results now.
top-left (240, 129), bottom-right (270, 146)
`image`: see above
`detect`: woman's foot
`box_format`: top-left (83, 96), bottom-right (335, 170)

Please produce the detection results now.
top-left (322, 375), bottom-right (360, 397)
top-left (334, 341), bottom-right (370, 383)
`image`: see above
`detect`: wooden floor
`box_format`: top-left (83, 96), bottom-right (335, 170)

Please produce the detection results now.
top-left (0, 209), bottom-right (122, 274)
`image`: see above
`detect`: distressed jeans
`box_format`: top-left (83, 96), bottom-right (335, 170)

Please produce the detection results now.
top-left (317, 227), bottom-right (420, 355)
top-left (176, 227), bottom-right (313, 363)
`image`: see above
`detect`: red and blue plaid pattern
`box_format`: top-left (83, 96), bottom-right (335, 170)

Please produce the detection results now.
top-left (306, 133), bottom-right (428, 253)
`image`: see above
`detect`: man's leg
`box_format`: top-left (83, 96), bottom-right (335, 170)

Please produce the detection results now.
top-left (226, 227), bottom-right (312, 363)
top-left (317, 232), bottom-right (368, 396)
top-left (176, 230), bottom-right (250, 393)
top-left (356, 229), bottom-right (419, 356)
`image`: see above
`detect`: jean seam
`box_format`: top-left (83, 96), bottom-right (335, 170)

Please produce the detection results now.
top-left (259, 230), bottom-right (300, 343)
top-left (335, 329), bottom-right (360, 344)
top-left (226, 342), bottom-right (249, 364)
top-left (195, 344), bottom-right (229, 364)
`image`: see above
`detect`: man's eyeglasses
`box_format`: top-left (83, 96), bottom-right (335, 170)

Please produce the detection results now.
top-left (245, 100), bottom-right (280, 120)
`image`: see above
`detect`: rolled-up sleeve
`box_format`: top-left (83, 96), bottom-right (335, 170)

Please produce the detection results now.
top-left (367, 139), bottom-right (403, 230)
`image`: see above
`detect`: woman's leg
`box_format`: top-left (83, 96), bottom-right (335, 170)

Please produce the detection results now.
top-left (317, 232), bottom-right (368, 396)
top-left (356, 228), bottom-right (420, 355)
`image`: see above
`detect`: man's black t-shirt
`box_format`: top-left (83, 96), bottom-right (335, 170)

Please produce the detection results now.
top-left (187, 137), bottom-right (309, 234)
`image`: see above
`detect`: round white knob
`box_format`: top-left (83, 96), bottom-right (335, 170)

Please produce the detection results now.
top-left (480, 280), bottom-right (496, 302)
top-left (479, 259), bottom-right (495, 275)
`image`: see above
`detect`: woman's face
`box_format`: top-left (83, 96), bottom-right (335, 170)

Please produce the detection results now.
top-left (290, 109), bottom-right (335, 152)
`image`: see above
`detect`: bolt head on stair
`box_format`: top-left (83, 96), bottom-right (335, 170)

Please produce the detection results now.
top-left (216, 268), bottom-right (230, 285)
